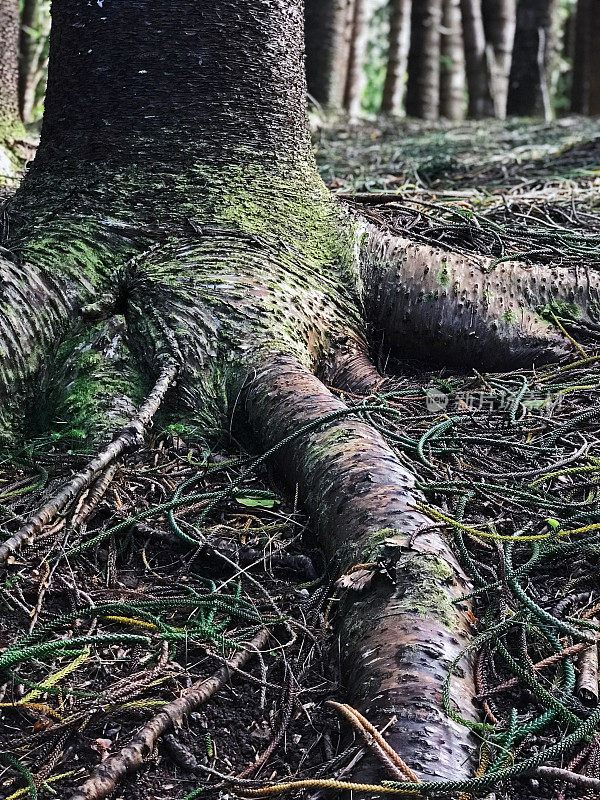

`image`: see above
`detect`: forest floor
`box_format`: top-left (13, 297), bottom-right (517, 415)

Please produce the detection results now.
top-left (0, 117), bottom-right (600, 800)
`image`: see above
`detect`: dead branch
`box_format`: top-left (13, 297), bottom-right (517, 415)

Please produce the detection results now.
top-left (68, 628), bottom-right (270, 800)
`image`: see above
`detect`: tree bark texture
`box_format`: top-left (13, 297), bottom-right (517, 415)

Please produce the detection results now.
top-left (406, 0), bottom-right (443, 119)
top-left (507, 0), bottom-right (559, 118)
top-left (460, 0), bottom-right (496, 118)
top-left (343, 0), bottom-right (368, 116)
top-left (483, 0), bottom-right (517, 118)
top-left (361, 225), bottom-right (599, 370)
top-left (571, 0), bottom-right (600, 116)
top-left (440, 0), bottom-right (466, 120)
top-left (381, 0), bottom-right (412, 114)
top-left (305, 0), bottom-right (354, 109)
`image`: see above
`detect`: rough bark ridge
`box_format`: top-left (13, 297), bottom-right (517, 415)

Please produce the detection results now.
top-left (483, 0), bottom-right (516, 118)
top-left (440, 0), bottom-right (465, 120)
top-left (381, 0), bottom-right (412, 115)
top-left (406, 0), bottom-right (443, 119)
top-left (305, 0), bottom-right (354, 108)
top-left (0, 0), bottom-right (597, 792)
top-left (507, 0), bottom-right (559, 118)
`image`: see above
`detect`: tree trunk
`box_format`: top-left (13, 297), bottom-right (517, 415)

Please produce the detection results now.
top-left (381, 0), bottom-right (412, 115)
top-left (440, 0), bottom-right (466, 120)
top-left (305, 0), bottom-right (354, 109)
top-left (507, 0), bottom-right (559, 118)
top-left (460, 0), bottom-right (496, 117)
top-left (0, 0), bottom-right (483, 787)
top-left (571, 0), bottom-right (600, 116)
top-left (405, 0), bottom-right (443, 119)
top-left (483, 0), bottom-right (516, 118)
top-left (343, 0), bottom-right (368, 117)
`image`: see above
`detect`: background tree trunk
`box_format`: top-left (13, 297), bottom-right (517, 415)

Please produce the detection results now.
top-left (305, 0), bottom-right (354, 109)
top-left (507, 0), bottom-right (559, 118)
top-left (440, 0), bottom-right (466, 120)
top-left (483, 0), bottom-right (516, 118)
top-left (460, 0), bottom-right (496, 117)
top-left (343, 0), bottom-right (368, 117)
top-left (0, 0), bottom-right (21, 127)
top-left (18, 0), bottom-right (49, 124)
top-left (571, 0), bottom-right (600, 116)
top-left (381, 0), bottom-right (412, 115)
top-left (405, 0), bottom-right (443, 120)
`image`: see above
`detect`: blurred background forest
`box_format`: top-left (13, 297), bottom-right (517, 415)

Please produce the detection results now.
top-left (12, 0), bottom-right (600, 134)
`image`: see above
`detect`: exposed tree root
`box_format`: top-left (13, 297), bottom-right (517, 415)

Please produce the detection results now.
top-left (323, 335), bottom-right (388, 394)
top-left (68, 628), bottom-right (270, 800)
top-left (360, 223), bottom-right (600, 369)
top-left (0, 362), bottom-right (177, 565)
top-left (247, 355), bottom-right (476, 781)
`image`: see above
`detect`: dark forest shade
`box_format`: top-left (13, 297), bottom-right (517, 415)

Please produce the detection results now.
top-left (304, 0), bottom-right (353, 109)
top-left (460, 0), bottom-right (495, 118)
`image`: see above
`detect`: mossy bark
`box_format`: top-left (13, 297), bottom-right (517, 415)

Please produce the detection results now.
top-left (246, 356), bottom-right (476, 781)
top-left (1, 0), bottom-right (598, 790)
top-left (361, 224), bottom-right (600, 370)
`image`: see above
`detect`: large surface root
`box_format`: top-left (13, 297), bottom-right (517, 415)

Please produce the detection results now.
top-left (246, 355), bottom-right (476, 782)
top-left (361, 223), bottom-right (600, 370)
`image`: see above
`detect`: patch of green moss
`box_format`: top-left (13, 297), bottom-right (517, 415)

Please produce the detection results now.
top-left (538, 300), bottom-right (583, 321)
top-left (437, 260), bottom-right (450, 287)
top-left (34, 319), bottom-right (148, 444)
top-left (395, 553), bottom-right (457, 630)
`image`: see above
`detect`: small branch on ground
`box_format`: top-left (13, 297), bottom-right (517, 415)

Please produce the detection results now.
top-left (68, 628), bottom-right (270, 800)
